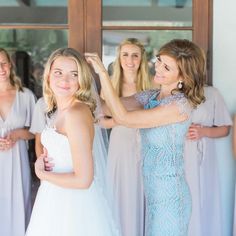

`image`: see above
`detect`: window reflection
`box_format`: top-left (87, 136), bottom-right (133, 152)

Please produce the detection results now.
top-left (103, 0), bottom-right (192, 26)
top-left (0, 29), bottom-right (67, 95)
top-left (103, 0), bottom-right (192, 7)
top-left (0, 0), bottom-right (67, 24)
top-left (0, 0), bottom-right (67, 7)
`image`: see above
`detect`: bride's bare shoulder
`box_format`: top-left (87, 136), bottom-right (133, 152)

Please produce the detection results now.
top-left (66, 101), bottom-right (93, 126)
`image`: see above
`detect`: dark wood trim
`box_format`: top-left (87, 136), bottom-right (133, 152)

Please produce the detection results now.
top-left (207, 0), bottom-right (213, 85)
top-left (68, 0), bottom-right (84, 52)
top-left (68, 0), bottom-right (102, 56)
top-left (192, 0), bottom-right (212, 84)
top-left (86, 0), bottom-right (102, 56)
top-left (192, 0), bottom-right (209, 50)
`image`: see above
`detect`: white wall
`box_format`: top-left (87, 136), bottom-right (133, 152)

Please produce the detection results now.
top-left (214, 0), bottom-right (236, 235)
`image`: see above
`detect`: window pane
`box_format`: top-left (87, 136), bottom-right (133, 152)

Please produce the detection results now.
top-left (0, 0), bottom-right (67, 24)
top-left (34, 0), bottom-right (67, 6)
top-left (102, 30), bottom-right (192, 73)
top-left (103, 0), bottom-right (192, 27)
top-left (0, 29), bottom-right (68, 97)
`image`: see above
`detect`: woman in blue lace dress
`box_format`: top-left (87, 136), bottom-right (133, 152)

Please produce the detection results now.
top-left (86, 39), bottom-right (206, 236)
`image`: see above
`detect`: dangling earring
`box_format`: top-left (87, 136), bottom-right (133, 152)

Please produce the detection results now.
top-left (177, 80), bottom-right (183, 89)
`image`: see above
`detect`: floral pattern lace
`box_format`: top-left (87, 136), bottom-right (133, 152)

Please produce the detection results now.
top-left (136, 90), bottom-right (192, 236)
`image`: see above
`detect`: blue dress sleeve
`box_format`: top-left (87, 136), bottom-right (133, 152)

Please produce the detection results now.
top-left (175, 95), bottom-right (192, 118)
top-left (134, 89), bottom-right (159, 106)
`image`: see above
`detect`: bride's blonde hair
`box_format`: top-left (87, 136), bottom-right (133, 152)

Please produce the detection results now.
top-left (43, 48), bottom-right (96, 116)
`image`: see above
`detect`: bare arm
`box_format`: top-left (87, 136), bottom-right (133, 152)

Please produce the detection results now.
top-left (35, 104), bottom-right (94, 189)
top-left (85, 53), bottom-right (188, 128)
top-left (187, 124), bottom-right (231, 141)
top-left (99, 117), bottom-right (117, 129)
top-left (100, 92), bottom-right (142, 117)
top-left (35, 133), bottom-right (43, 158)
top-left (8, 127), bottom-right (34, 141)
top-left (1, 127), bottom-right (35, 151)
top-left (233, 116), bottom-right (236, 158)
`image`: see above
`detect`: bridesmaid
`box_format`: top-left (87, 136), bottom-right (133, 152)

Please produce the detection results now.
top-left (184, 86), bottom-right (232, 236)
top-left (233, 115), bottom-right (236, 236)
top-left (100, 38), bottom-right (151, 236)
top-left (0, 48), bottom-right (35, 236)
top-left (86, 39), bottom-right (206, 236)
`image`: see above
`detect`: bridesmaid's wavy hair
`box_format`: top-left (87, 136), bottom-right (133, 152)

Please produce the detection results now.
top-left (112, 38), bottom-right (151, 97)
top-left (158, 39), bottom-right (206, 108)
top-left (0, 48), bottom-right (23, 91)
top-left (43, 48), bottom-right (96, 116)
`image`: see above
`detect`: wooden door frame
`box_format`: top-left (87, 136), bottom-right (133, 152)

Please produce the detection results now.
top-left (69, 0), bottom-right (213, 83)
top-left (192, 0), bottom-right (213, 84)
top-left (69, 0), bottom-right (102, 55)
top-left (0, 0), bottom-right (212, 82)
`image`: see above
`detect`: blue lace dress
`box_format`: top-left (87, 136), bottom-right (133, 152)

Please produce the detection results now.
top-left (136, 90), bottom-right (192, 236)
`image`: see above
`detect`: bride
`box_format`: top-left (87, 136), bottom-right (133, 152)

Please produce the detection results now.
top-left (26, 48), bottom-right (120, 236)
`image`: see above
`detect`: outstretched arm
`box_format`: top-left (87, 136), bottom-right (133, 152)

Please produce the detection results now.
top-left (85, 53), bottom-right (188, 129)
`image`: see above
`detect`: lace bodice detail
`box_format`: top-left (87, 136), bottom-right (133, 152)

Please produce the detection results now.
top-left (138, 91), bottom-right (192, 235)
top-left (140, 92), bottom-right (192, 177)
top-left (135, 89), bottom-right (159, 106)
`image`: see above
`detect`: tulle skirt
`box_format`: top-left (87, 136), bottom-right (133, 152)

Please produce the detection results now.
top-left (26, 180), bottom-right (120, 236)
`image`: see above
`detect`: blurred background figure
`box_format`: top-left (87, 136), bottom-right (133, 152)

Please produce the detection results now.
top-left (31, 62), bottom-right (44, 99)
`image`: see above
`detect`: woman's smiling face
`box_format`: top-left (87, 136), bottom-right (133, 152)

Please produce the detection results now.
top-left (119, 44), bottom-right (142, 74)
top-left (49, 56), bottom-right (79, 98)
top-left (153, 54), bottom-right (181, 88)
top-left (0, 51), bottom-right (11, 83)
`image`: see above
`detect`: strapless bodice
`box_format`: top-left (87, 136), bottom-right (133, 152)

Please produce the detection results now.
top-left (41, 128), bottom-right (73, 173)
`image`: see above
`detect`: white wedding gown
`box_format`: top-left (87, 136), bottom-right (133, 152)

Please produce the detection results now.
top-left (26, 127), bottom-right (120, 236)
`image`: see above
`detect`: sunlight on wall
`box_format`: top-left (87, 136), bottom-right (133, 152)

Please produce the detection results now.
top-left (213, 0), bottom-right (236, 235)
